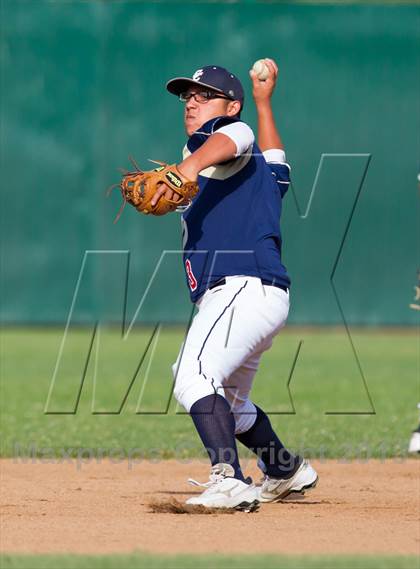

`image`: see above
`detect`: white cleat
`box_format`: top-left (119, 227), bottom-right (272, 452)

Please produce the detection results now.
top-left (258, 459), bottom-right (318, 503)
top-left (186, 463), bottom-right (259, 512)
top-left (408, 430), bottom-right (420, 454)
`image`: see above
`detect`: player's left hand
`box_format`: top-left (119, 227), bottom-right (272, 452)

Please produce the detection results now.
top-left (250, 58), bottom-right (278, 103)
top-left (150, 162), bottom-right (197, 207)
top-left (150, 183), bottom-right (178, 207)
top-left (110, 160), bottom-right (199, 219)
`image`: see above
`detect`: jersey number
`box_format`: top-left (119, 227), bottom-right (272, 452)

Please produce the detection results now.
top-left (185, 259), bottom-right (198, 292)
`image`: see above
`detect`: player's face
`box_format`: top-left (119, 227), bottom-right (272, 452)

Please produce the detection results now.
top-left (182, 88), bottom-right (236, 136)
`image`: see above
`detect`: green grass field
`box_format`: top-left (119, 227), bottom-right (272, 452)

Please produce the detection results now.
top-left (1, 327), bottom-right (418, 460)
top-left (1, 553), bottom-right (419, 569)
top-left (1, 327), bottom-right (418, 569)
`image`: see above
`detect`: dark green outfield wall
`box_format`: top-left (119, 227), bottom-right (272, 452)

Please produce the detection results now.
top-left (1, 2), bottom-right (419, 325)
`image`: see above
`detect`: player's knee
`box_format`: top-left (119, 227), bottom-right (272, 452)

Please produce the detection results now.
top-left (173, 373), bottom-right (218, 413)
top-left (232, 400), bottom-right (257, 434)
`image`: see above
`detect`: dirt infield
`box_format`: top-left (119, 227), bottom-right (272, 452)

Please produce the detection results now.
top-left (1, 459), bottom-right (419, 556)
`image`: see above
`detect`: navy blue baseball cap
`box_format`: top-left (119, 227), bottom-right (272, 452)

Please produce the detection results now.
top-left (166, 65), bottom-right (244, 107)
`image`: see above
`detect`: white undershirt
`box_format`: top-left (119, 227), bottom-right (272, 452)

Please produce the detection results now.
top-left (216, 122), bottom-right (254, 156)
top-left (262, 148), bottom-right (286, 164)
top-left (216, 122), bottom-right (286, 163)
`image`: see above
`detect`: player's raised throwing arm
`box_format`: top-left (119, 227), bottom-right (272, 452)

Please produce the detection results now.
top-left (250, 58), bottom-right (284, 153)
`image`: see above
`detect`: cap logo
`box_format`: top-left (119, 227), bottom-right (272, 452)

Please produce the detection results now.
top-left (192, 69), bottom-right (204, 81)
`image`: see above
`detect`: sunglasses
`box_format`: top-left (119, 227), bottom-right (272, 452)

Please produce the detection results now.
top-left (179, 90), bottom-right (232, 104)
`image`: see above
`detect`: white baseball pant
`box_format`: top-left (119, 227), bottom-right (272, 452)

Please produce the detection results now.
top-left (172, 276), bottom-right (289, 434)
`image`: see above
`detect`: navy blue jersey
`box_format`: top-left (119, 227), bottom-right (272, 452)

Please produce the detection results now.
top-left (181, 116), bottom-right (291, 303)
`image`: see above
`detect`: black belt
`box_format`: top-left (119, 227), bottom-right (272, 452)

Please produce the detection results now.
top-left (208, 277), bottom-right (288, 293)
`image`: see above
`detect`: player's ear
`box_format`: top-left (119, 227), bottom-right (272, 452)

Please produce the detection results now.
top-left (226, 100), bottom-right (241, 117)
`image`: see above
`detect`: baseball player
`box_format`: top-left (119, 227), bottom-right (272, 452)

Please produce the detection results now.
top-left (153, 60), bottom-right (318, 510)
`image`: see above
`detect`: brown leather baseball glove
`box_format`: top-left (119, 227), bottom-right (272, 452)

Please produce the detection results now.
top-left (109, 158), bottom-right (199, 221)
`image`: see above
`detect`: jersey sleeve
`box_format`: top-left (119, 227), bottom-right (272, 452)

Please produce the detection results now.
top-left (263, 149), bottom-right (291, 198)
top-left (215, 122), bottom-right (254, 156)
top-left (268, 164), bottom-right (290, 198)
top-left (267, 163), bottom-right (290, 197)
top-left (187, 116), bottom-right (254, 166)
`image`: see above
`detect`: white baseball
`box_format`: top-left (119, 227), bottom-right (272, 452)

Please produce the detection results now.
top-left (252, 59), bottom-right (270, 81)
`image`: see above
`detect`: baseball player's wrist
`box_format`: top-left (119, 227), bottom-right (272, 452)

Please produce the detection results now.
top-left (255, 99), bottom-right (274, 113)
top-left (177, 159), bottom-right (199, 182)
